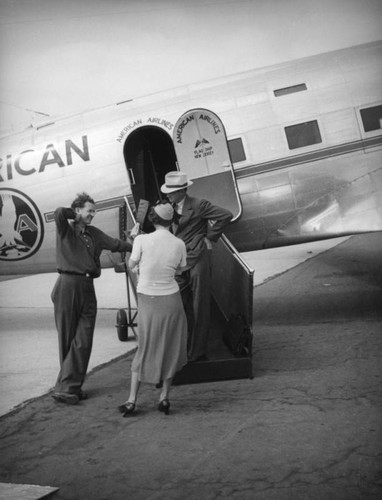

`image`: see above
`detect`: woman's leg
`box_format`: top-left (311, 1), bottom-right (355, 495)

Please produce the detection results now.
top-left (127, 371), bottom-right (140, 403)
top-left (158, 377), bottom-right (172, 415)
top-left (159, 377), bottom-right (172, 401)
top-left (118, 371), bottom-right (140, 416)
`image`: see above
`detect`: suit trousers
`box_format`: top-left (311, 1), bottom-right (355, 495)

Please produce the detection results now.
top-left (51, 274), bottom-right (97, 394)
top-left (177, 247), bottom-right (211, 360)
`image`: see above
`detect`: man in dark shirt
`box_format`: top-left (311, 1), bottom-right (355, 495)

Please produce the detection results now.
top-left (51, 192), bottom-right (132, 405)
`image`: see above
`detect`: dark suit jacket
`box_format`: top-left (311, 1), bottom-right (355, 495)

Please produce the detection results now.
top-left (174, 195), bottom-right (233, 267)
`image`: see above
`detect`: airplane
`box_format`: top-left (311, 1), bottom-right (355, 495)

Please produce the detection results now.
top-left (1, 40), bottom-right (381, 278)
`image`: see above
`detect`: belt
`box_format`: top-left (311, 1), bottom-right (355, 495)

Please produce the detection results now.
top-left (58, 270), bottom-right (94, 278)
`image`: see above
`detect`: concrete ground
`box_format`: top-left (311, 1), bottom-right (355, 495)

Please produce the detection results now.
top-left (0, 273), bottom-right (137, 417)
top-left (0, 236), bottom-right (348, 417)
top-left (0, 233), bottom-right (381, 499)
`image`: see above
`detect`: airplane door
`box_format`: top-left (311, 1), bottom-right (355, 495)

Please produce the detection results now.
top-left (173, 109), bottom-right (241, 219)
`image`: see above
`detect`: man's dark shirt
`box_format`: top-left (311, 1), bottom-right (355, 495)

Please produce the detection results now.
top-left (55, 207), bottom-right (132, 278)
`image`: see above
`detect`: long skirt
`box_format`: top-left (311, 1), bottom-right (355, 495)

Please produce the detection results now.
top-left (131, 291), bottom-right (187, 384)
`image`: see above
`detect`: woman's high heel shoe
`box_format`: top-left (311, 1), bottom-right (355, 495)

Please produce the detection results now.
top-left (158, 399), bottom-right (170, 415)
top-left (118, 402), bottom-right (136, 417)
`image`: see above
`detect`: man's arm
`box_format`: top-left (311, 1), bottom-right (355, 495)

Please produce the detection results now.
top-left (198, 199), bottom-right (233, 242)
top-left (54, 207), bottom-right (77, 236)
top-left (103, 233), bottom-right (132, 253)
top-left (91, 226), bottom-right (132, 253)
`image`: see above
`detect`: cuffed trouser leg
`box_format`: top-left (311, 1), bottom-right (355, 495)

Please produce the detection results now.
top-left (187, 248), bottom-right (211, 361)
top-left (52, 275), bottom-right (97, 394)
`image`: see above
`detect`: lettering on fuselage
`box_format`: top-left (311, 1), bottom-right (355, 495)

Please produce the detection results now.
top-left (116, 120), bottom-right (143, 143)
top-left (0, 135), bottom-right (90, 182)
top-left (116, 117), bottom-right (174, 143)
top-left (147, 117), bottom-right (173, 130)
top-left (0, 188), bottom-right (44, 261)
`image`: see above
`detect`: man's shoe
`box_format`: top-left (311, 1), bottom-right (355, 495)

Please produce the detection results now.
top-left (51, 392), bottom-right (79, 405)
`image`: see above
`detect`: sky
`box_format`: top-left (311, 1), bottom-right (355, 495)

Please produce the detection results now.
top-left (0, 0), bottom-right (381, 134)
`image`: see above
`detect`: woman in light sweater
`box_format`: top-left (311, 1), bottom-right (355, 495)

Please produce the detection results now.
top-left (118, 201), bottom-right (188, 416)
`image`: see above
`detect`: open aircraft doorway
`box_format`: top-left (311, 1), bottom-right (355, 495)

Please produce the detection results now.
top-left (123, 126), bottom-right (177, 211)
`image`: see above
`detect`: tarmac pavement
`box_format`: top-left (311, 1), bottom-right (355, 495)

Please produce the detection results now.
top-left (0, 236), bottom-right (349, 417)
top-left (0, 274), bottom-right (137, 417)
top-left (0, 233), bottom-right (381, 499)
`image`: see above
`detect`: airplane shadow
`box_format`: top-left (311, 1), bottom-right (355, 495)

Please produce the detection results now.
top-left (251, 233), bottom-right (382, 374)
top-left (253, 233), bottom-right (382, 326)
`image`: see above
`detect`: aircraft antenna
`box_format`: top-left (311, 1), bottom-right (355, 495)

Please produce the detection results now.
top-left (0, 101), bottom-right (50, 116)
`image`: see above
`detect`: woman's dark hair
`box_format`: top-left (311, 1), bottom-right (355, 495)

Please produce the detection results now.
top-left (71, 192), bottom-right (95, 210)
top-left (148, 200), bottom-right (173, 227)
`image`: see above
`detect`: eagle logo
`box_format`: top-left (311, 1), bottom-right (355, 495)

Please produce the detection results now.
top-left (194, 138), bottom-right (210, 148)
top-left (0, 188), bottom-right (44, 261)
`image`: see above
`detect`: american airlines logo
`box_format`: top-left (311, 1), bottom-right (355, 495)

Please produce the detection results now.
top-left (0, 188), bottom-right (44, 261)
top-left (194, 137), bottom-right (214, 159)
top-left (194, 138), bottom-right (210, 148)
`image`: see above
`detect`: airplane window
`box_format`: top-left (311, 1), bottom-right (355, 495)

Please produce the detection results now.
top-left (284, 120), bottom-right (322, 150)
top-left (274, 83), bottom-right (307, 97)
top-left (360, 105), bottom-right (382, 132)
top-left (228, 137), bottom-right (246, 163)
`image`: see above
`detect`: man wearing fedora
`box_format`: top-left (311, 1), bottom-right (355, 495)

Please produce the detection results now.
top-left (161, 171), bottom-right (233, 362)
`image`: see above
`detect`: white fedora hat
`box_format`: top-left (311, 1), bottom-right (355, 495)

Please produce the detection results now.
top-left (161, 171), bottom-right (193, 194)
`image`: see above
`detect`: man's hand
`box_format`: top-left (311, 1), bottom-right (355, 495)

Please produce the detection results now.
top-left (129, 222), bottom-right (141, 239)
top-left (124, 222), bottom-right (140, 243)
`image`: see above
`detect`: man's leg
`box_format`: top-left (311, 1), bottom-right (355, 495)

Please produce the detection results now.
top-left (188, 248), bottom-right (211, 361)
top-left (52, 276), bottom-right (77, 368)
top-left (176, 270), bottom-right (194, 341)
top-left (54, 277), bottom-right (97, 396)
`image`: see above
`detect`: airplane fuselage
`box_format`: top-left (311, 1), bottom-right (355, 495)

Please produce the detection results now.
top-left (1, 41), bottom-right (381, 275)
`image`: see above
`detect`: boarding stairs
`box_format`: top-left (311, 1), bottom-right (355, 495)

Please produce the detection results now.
top-left (113, 197), bottom-right (253, 384)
